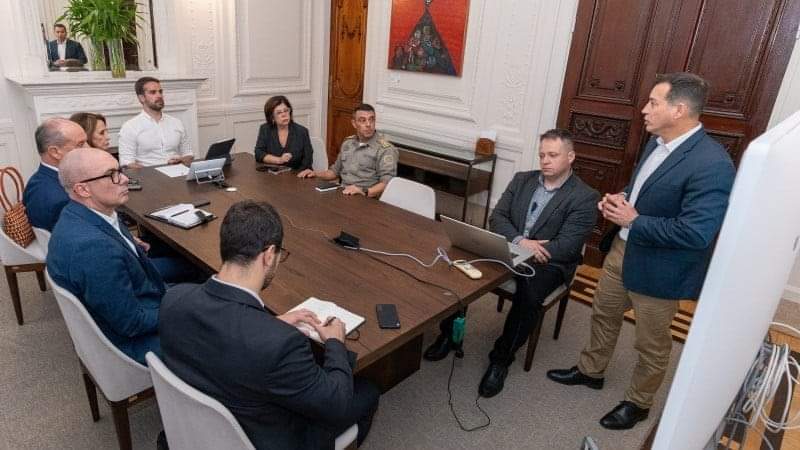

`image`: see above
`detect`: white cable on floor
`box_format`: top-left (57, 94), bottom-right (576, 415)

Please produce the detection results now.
top-left (739, 321), bottom-right (800, 433)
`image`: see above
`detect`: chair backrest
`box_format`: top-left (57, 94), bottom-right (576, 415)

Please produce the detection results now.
top-left (0, 209), bottom-right (46, 264)
top-left (311, 137), bottom-right (329, 172)
top-left (380, 177), bottom-right (436, 219)
top-left (46, 270), bottom-right (151, 402)
top-left (146, 352), bottom-right (256, 450)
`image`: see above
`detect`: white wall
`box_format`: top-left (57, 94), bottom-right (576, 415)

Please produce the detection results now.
top-left (191, 0), bottom-right (329, 160)
top-left (769, 34), bottom-right (800, 303)
top-left (364, 0), bottom-right (580, 207)
top-left (0, 0), bottom-right (330, 179)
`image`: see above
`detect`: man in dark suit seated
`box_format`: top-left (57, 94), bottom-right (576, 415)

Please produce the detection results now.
top-left (47, 148), bottom-right (171, 365)
top-left (23, 118), bottom-right (88, 231)
top-left (47, 23), bottom-right (87, 68)
top-left (424, 129), bottom-right (599, 398)
top-left (547, 72), bottom-right (736, 430)
top-left (159, 200), bottom-right (380, 449)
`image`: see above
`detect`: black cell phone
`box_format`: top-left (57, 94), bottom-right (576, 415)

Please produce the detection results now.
top-left (127, 179), bottom-right (142, 191)
top-left (316, 181), bottom-right (341, 192)
top-left (256, 165), bottom-right (270, 172)
top-left (376, 304), bottom-right (400, 329)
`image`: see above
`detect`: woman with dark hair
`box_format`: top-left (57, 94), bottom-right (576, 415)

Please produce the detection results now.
top-left (69, 112), bottom-right (110, 150)
top-left (254, 96), bottom-right (313, 175)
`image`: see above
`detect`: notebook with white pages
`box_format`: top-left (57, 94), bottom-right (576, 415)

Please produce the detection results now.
top-left (147, 203), bottom-right (215, 229)
top-left (288, 297), bottom-right (365, 343)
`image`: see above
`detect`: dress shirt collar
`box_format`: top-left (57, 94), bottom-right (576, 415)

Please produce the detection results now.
top-left (211, 275), bottom-right (264, 308)
top-left (538, 169), bottom-right (572, 192)
top-left (41, 162), bottom-right (58, 172)
top-left (139, 110), bottom-right (164, 123)
top-left (656, 123), bottom-right (702, 153)
top-left (88, 207), bottom-right (122, 231)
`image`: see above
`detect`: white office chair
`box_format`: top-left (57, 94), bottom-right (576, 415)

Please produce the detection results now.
top-left (311, 137), bottom-right (329, 171)
top-left (146, 352), bottom-right (358, 450)
top-left (47, 271), bottom-right (153, 450)
top-left (0, 220), bottom-right (50, 324)
top-left (380, 177), bottom-right (436, 219)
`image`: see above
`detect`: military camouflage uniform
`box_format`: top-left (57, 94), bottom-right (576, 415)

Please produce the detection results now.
top-left (331, 133), bottom-right (398, 189)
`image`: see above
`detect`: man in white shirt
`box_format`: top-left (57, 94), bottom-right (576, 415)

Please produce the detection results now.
top-left (118, 77), bottom-right (194, 168)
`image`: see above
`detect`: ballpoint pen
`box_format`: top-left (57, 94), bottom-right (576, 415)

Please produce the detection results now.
top-left (169, 209), bottom-right (191, 218)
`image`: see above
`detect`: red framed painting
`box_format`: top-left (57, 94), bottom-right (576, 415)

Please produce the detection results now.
top-left (387, 0), bottom-right (470, 76)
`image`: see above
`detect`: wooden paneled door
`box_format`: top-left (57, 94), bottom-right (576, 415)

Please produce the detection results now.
top-left (327, 0), bottom-right (369, 164)
top-left (558, 0), bottom-right (800, 266)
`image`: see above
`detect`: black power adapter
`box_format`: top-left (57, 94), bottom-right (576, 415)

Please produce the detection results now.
top-left (333, 231), bottom-right (360, 249)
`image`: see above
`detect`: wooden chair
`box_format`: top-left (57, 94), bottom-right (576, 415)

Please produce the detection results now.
top-left (494, 279), bottom-right (573, 371)
top-left (494, 246), bottom-right (584, 371)
top-left (0, 225), bottom-right (50, 324)
top-left (47, 270), bottom-right (153, 450)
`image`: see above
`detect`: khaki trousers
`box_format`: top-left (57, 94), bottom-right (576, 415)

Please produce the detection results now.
top-left (577, 236), bottom-right (679, 409)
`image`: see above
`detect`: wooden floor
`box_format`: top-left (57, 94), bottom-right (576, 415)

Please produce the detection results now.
top-left (572, 266), bottom-right (800, 449)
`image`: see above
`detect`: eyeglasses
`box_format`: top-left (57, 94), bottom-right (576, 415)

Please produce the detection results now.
top-left (274, 108), bottom-right (291, 116)
top-left (79, 167), bottom-right (126, 185)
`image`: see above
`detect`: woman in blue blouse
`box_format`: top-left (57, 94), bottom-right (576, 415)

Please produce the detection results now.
top-left (254, 96), bottom-right (313, 175)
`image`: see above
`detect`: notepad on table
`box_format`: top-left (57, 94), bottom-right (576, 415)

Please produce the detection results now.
top-left (147, 203), bottom-right (214, 229)
top-left (288, 297), bottom-right (365, 343)
top-left (155, 164), bottom-right (190, 178)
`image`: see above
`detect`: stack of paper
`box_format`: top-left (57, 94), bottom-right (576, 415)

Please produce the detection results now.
top-left (288, 297), bottom-right (365, 343)
top-left (155, 164), bottom-right (190, 178)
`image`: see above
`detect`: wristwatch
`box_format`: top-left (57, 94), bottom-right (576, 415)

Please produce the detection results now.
top-left (362, 186), bottom-right (369, 196)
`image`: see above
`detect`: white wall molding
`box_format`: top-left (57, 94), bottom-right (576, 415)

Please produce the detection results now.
top-left (232, 0), bottom-right (313, 97)
top-left (365, 0), bottom-right (579, 206)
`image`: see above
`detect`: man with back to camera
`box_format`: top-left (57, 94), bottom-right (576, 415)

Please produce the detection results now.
top-left (47, 23), bottom-right (87, 68)
top-left (118, 77), bottom-right (194, 168)
top-left (298, 103), bottom-right (398, 198)
top-left (547, 72), bottom-right (736, 430)
top-left (424, 129), bottom-right (599, 398)
top-left (24, 118), bottom-right (88, 231)
top-left (158, 200), bottom-right (380, 449)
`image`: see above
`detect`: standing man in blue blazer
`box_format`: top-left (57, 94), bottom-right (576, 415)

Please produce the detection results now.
top-left (47, 24), bottom-right (87, 68)
top-left (47, 148), bottom-right (168, 365)
top-left (547, 73), bottom-right (736, 429)
top-left (23, 118), bottom-right (88, 231)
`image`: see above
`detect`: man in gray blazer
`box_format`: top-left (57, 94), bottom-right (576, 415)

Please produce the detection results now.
top-left (424, 129), bottom-right (599, 398)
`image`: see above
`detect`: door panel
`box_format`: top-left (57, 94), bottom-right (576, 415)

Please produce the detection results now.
top-left (327, 0), bottom-right (369, 165)
top-left (557, 0), bottom-right (800, 265)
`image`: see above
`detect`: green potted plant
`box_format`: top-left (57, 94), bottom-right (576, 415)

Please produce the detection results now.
top-left (58, 0), bottom-right (143, 78)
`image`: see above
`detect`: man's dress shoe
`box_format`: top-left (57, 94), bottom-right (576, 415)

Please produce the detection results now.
top-left (546, 366), bottom-right (604, 389)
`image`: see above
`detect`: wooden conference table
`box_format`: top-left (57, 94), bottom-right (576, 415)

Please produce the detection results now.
top-left (122, 154), bottom-right (509, 391)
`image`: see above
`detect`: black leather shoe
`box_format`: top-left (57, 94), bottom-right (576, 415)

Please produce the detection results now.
top-left (156, 430), bottom-right (169, 450)
top-left (423, 333), bottom-right (453, 361)
top-left (599, 401), bottom-right (649, 430)
top-left (478, 363), bottom-right (509, 398)
top-left (546, 366), bottom-right (604, 389)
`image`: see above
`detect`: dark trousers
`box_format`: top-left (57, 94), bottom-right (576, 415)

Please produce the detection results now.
top-left (317, 377), bottom-right (380, 448)
top-left (439, 264), bottom-right (564, 366)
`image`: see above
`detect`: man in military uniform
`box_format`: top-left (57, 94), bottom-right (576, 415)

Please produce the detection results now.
top-left (299, 104), bottom-right (397, 197)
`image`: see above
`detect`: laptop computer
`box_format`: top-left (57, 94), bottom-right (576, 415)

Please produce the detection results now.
top-left (204, 138), bottom-right (235, 166)
top-left (441, 215), bottom-right (534, 266)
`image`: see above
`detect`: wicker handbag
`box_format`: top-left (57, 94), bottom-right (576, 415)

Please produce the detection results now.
top-left (0, 167), bottom-right (35, 247)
